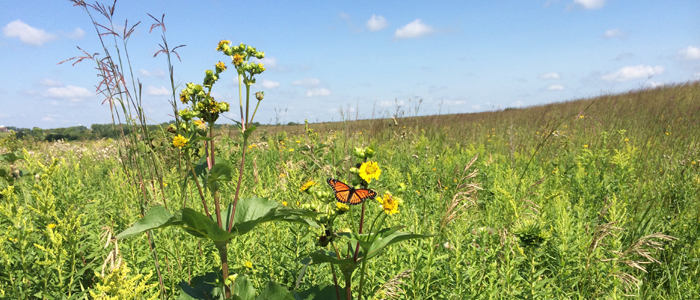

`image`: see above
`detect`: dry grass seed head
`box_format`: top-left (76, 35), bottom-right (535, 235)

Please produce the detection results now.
top-left (373, 269), bottom-right (413, 300)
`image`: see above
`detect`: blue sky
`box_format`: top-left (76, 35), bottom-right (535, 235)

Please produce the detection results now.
top-left (1, 0), bottom-right (699, 129)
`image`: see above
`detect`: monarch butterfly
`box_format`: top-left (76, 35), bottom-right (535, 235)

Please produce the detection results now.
top-left (327, 178), bottom-right (377, 205)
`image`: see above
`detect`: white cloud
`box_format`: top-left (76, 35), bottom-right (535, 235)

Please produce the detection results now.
top-left (66, 28), bottom-right (85, 39)
top-left (379, 100), bottom-right (404, 107)
top-left (44, 85), bottom-right (93, 101)
top-left (471, 104), bottom-right (481, 110)
top-left (145, 86), bottom-right (170, 96)
top-left (252, 57), bottom-right (278, 69)
top-left (547, 84), bottom-right (564, 90)
top-left (603, 28), bottom-right (625, 38)
top-left (646, 81), bottom-right (665, 88)
top-left (539, 72), bottom-right (561, 79)
top-left (292, 78), bottom-right (320, 87)
top-left (260, 80), bottom-right (280, 89)
top-left (573, 0), bottom-right (606, 9)
top-left (3, 20), bottom-right (56, 46)
top-left (395, 19), bottom-right (434, 39)
top-left (139, 69), bottom-right (166, 77)
top-left (306, 88), bottom-right (331, 97)
top-left (678, 46), bottom-right (700, 60)
top-left (42, 115), bottom-right (57, 122)
top-left (366, 15), bottom-right (388, 31)
top-left (40, 78), bottom-right (63, 87)
top-left (601, 65), bottom-right (665, 82)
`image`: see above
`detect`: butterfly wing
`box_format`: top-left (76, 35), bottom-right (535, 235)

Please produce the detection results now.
top-left (348, 189), bottom-right (377, 205)
top-left (327, 178), bottom-right (352, 204)
top-left (327, 178), bottom-right (376, 205)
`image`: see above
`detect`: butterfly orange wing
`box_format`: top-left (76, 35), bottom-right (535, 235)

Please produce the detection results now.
top-left (327, 178), bottom-right (376, 205)
top-left (348, 188), bottom-right (377, 205)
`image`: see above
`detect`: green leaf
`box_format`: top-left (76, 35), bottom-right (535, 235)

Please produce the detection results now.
top-left (0, 152), bottom-right (22, 163)
top-left (363, 230), bottom-right (432, 261)
top-left (233, 274), bottom-right (256, 300)
top-left (115, 206), bottom-right (176, 240)
top-left (178, 271), bottom-right (222, 300)
top-left (302, 249), bottom-right (356, 267)
top-left (243, 125), bottom-right (257, 139)
top-left (179, 208), bottom-right (232, 242)
top-left (224, 196), bottom-right (321, 237)
top-left (294, 285), bottom-right (339, 300)
top-left (256, 281), bottom-right (291, 300)
top-left (116, 206), bottom-right (232, 242)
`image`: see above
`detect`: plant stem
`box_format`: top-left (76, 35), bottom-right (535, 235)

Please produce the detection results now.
top-left (331, 264), bottom-right (341, 300)
top-left (228, 136), bottom-right (248, 232)
top-left (353, 202), bottom-right (367, 263)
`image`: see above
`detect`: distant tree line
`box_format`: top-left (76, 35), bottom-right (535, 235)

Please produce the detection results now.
top-left (5, 121), bottom-right (266, 142)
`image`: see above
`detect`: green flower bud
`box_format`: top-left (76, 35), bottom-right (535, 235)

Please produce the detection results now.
top-left (349, 167), bottom-right (359, 174)
top-left (218, 101), bottom-right (230, 112)
top-left (364, 146), bottom-right (375, 158)
top-left (255, 51), bottom-right (265, 59)
top-left (255, 91), bottom-right (264, 101)
top-left (353, 147), bottom-right (365, 158)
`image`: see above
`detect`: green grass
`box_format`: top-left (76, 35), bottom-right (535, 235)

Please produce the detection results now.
top-left (1, 82), bottom-right (699, 299)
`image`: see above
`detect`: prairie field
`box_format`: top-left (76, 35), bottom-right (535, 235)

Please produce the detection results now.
top-left (1, 82), bottom-right (699, 299)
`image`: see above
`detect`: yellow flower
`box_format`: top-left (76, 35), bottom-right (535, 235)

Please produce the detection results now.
top-left (625, 138), bottom-right (629, 142)
top-left (233, 53), bottom-right (244, 66)
top-left (296, 140), bottom-right (301, 143)
top-left (665, 132), bottom-right (669, 135)
top-left (579, 115), bottom-right (584, 119)
top-left (359, 161), bottom-right (381, 183)
top-left (8, 237), bottom-right (17, 243)
top-left (244, 261), bottom-right (253, 269)
top-left (47, 223), bottom-right (57, 229)
top-left (584, 144), bottom-right (588, 148)
top-left (289, 148), bottom-right (294, 152)
top-left (193, 119), bottom-right (207, 131)
top-left (282, 201), bottom-right (288, 207)
top-left (336, 202), bottom-right (349, 212)
top-left (376, 192), bottom-right (402, 215)
top-left (173, 135), bottom-right (188, 148)
top-left (258, 63), bottom-right (265, 72)
top-left (432, 168), bottom-right (436, 171)
top-left (179, 90), bottom-right (188, 104)
top-left (215, 61), bottom-right (227, 72)
top-left (300, 180), bottom-right (316, 192)
top-left (216, 39), bottom-right (231, 51)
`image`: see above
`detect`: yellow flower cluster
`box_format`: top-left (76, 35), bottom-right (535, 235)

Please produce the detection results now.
top-left (300, 180), bottom-right (316, 192)
top-left (377, 192), bottom-right (403, 215)
top-left (173, 135), bottom-right (188, 148)
top-left (359, 161), bottom-right (381, 183)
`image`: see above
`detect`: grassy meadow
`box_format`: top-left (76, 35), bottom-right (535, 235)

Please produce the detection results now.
top-left (1, 81), bottom-right (699, 299)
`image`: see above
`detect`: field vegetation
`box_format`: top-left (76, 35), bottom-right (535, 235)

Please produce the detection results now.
top-left (1, 1), bottom-right (699, 299)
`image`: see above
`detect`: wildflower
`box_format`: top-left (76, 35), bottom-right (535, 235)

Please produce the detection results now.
top-left (255, 91), bottom-right (264, 101)
top-left (579, 115), bottom-right (584, 119)
top-left (376, 192), bottom-right (403, 215)
top-left (282, 201), bottom-right (288, 206)
top-left (300, 180), bottom-right (316, 192)
top-left (215, 61), bottom-right (227, 73)
top-left (233, 53), bottom-right (244, 66)
top-left (244, 261), bottom-right (253, 269)
top-left (336, 202), bottom-right (349, 212)
top-left (193, 119), bottom-right (207, 131)
top-left (666, 132), bottom-right (669, 135)
top-left (359, 161), bottom-right (381, 183)
top-left (289, 148), bottom-right (294, 152)
top-left (625, 138), bottom-right (629, 142)
top-left (432, 168), bottom-right (436, 171)
top-left (279, 173), bottom-right (286, 178)
top-left (584, 144), bottom-right (588, 148)
top-left (296, 140), bottom-right (301, 144)
top-left (216, 39), bottom-right (231, 51)
top-left (47, 223), bottom-right (57, 229)
top-left (179, 90), bottom-right (188, 104)
top-left (8, 237), bottom-right (17, 243)
top-left (173, 135), bottom-right (188, 148)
